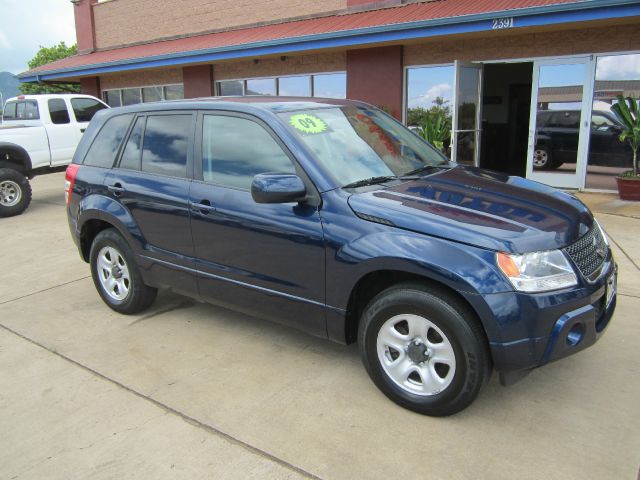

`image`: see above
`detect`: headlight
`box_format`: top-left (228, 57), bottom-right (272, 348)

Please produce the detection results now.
top-left (496, 250), bottom-right (578, 293)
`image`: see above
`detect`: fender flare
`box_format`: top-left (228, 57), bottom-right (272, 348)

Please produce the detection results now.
top-left (0, 142), bottom-right (33, 173)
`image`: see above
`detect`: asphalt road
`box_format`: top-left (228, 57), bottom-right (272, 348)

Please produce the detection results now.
top-left (1, 172), bottom-right (639, 479)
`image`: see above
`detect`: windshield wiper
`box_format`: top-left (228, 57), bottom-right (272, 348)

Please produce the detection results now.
top-left (401, 164), bottom-right (449, 178)
top-left (342, 175), bottom-right (397, 189)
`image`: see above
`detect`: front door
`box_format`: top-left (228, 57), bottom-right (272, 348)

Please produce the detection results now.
top-left (189, 112), bottom-right (327, 337)
top-left (526, 57), bottom-right (594, 189)
top-left (452, 61), bottom-right (483, 166)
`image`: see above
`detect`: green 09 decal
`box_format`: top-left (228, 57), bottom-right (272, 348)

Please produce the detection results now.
top-left (289, 114), bottom-right (327, 134)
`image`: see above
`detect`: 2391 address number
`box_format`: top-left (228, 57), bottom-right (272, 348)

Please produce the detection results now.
top-left (492, 17), bottom-right (515, 30)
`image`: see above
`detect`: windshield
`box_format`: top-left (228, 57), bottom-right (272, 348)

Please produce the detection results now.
top-left (279, 106), bottom-right (449, 187)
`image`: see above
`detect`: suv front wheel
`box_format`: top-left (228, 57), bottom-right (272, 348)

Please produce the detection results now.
top-left (90, 228), bottom-right (157, 314)
top-left (358, 283), bottom-right (491, 416)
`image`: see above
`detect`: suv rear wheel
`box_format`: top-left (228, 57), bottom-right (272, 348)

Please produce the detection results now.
top-left (0, 168), bottom-right (32, 217)
top-left (358, 283), bottom-right (491, 416)
top-left (90, 228), bottom-right (157, 314)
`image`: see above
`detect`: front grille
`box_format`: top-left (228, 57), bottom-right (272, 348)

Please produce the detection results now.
top-left (564, 226), bottom-right (607, 278)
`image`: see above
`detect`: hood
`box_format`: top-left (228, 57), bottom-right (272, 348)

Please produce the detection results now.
top-left (347, 166), bottom-right (593, 254)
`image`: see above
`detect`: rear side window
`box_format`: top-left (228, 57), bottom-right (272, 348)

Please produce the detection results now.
top-left (48, 99), bottom-right (70, 124)
top-left (202, 115), bottom-right (295, 190)
top-left (119, 116), bottom-right (145, 171)
top-left (141, 115), bottom-right (191, 177)
top-left (83, 114), bottom-right (134, 168)
top-left (3, 100), bottom-right (39, 120)
top-left (71, 98), bottom-right (108, 122)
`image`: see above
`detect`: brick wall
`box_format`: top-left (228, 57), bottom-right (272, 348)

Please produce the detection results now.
top-left (404, 22), bottom-right (640, 66)
top-left (214, 52), bottom-right (347, 80)
top-left (93, 0), bottom-right (347, 49)
top-left (100, 68), bottom-right (183, 91)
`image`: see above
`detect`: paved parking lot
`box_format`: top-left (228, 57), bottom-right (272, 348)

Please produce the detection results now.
top-left (1, 172), bottom-right (639, 480)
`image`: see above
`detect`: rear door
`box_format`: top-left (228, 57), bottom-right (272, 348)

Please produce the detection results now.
top-left (105, 111), bottom-right (197, 297)
top-left (46, 98), bottom-right (78, 165)
top-left (189, 111), bottom-right (326, 336)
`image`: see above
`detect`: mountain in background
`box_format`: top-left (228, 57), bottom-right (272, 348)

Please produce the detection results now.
top-left (0, 72), bottom-right (20, 103)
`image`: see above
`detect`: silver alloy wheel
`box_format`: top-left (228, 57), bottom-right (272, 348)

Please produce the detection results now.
top-left (533, 149), bottom-right (549, 168)
top-left (96, 246), bottom-right (131, 301)
top-left (0, 180), bottom-right (21, 207)
top-left (376, 314), bottom-right (456, 396)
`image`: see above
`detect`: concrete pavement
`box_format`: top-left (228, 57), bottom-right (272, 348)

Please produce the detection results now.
top-left (1, 173), bottom-right (639, 479)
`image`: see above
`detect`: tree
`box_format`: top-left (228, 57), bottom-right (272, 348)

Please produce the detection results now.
top-left (19, 42), bottom-right (80, 94)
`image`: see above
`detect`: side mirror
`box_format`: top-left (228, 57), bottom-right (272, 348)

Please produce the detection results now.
top-left (251, 173), bottom-right (306, 204)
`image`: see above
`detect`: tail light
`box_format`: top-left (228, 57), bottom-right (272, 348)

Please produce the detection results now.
top-left (64, 164), bottom-right (80, 206)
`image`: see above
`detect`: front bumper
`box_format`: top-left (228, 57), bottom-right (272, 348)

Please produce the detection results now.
top-left (479, 259), bottom-right (617, 383)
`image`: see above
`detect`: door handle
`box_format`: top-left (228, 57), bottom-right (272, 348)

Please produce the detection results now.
top-left (190, 199), bottom-right (215, 215)
top-left (108, 183), bottom-right (125, 197)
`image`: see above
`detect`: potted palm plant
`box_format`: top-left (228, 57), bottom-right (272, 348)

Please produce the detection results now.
top-left (611, 95), bottom-right (640, 200)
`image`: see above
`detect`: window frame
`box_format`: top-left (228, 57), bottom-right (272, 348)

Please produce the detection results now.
top-left (193, 110), bottom-right (320, 204)
top-left (215, 71), bottom-right (346, 99)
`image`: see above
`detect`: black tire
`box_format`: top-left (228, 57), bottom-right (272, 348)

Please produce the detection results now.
top-left (532, 147), bottom-right (562, 170)
top-left (89, 228), bottom-right (157, 314)
top-left (0, 168), bottom-right (32, 217)
top-left (358, 282), bottom-right (491, 416)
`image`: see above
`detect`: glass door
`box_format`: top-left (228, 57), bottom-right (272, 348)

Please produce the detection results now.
top-left (526, 57), bottom-right (594, 189)
top-left (452, 61), bottom-right (483, 166)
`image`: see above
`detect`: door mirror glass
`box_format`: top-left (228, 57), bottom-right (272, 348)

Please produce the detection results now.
top-left (251, 173), bottom-right (306, 204)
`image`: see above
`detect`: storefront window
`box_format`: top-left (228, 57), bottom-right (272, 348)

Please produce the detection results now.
top-left (164, 84), bottom-right (184, 100)
top-left (218, 80), bottom-right (243, 96)
top-left (142, 86), bottom-right (163, 103)
top-left (312, 73), bottom-right (346, 99)
top-left (586, 53), bottom-right (640, 190)
top-left (122, 88), bottom-right (142, 106)
top-left (104, 90), bottom-right (122, 107)
top-left (405, 66), bottom-right (454, 156)
top-left (246, 78), bottom-right (276, 96)
top-left (278, 75), bottom-right (311, 96)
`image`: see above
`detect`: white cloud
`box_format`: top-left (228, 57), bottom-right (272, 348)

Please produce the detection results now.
top-left (0, 0), bottom-right (76, 74)
top-left (411, 83), bottom-right (452, 108)
top-left (596, 54), bottom-right (640, 81)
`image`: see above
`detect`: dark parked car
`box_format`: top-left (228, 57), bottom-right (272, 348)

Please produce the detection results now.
top-left (66, 98), bottom-right (617, 416)
top-left (534, 109), bottom-right (631, 169)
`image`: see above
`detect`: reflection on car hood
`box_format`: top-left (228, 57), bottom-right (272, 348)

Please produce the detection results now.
top-left (347, 166), bottom-right (593, 254)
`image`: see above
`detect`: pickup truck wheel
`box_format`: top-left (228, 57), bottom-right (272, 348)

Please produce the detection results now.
top-left (358, 283), bottom-right (491, 416)
top-left (90, 228), bottom-right (157, 314)
top-left (0, 168), bottom-right (32, 217)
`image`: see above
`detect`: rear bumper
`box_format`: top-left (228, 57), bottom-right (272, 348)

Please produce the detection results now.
top-left (483, 260), bottom-right (617, 381)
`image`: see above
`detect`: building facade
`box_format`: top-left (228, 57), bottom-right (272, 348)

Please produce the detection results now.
top-left (20, 0), bottom-right (640, 191)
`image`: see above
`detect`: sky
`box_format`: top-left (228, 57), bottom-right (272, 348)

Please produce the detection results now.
top-left (0, 0), bottom-right (76, 75)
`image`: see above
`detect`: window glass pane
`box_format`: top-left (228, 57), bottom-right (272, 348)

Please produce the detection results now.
top-left (534, 63), bottom-right (585, 176)
top-left (405, 65), bottom-right (454, 156)
top-left (83, 114), bottom-right (134, 168)
top-left (15, 100), bottom-right (40, 120)
top-left (122, 88), bottom-right (142, 106)
top-left (278, 76), bottom-right (311, 96)
top-left (142, 86), bottom-right (163, 103)
top-left (164, 85), bottom-right (184, 100)
top-left (3, 101), bottom-right (17, 120)
top-left (141, 115), bottom-right (191, 177)
top-left (217, 80), bottom-right (243, 96)
top-left (246, 78), bottom-right (276, 96)
top-left (202, 115), bottom-right (294, 189)
top-left (586, 53), bottom-right (640, 190)
top-left (104, 90), bottom-right (122, 107)
top-left (71, 98), bottom-right (107, 122)
top-left (119, 116), bottom-right (145, 171)
top-left (313, 73), bottom-right (346, 99)
top-left (48, 99), bottom-right (70, 124)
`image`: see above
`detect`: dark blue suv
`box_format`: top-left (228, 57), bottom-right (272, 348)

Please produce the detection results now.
top-left (66, 98), bottom-right (617, 416)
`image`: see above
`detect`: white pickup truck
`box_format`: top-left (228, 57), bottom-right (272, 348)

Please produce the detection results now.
top-left (0, 94), bottom-right (109, 217)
